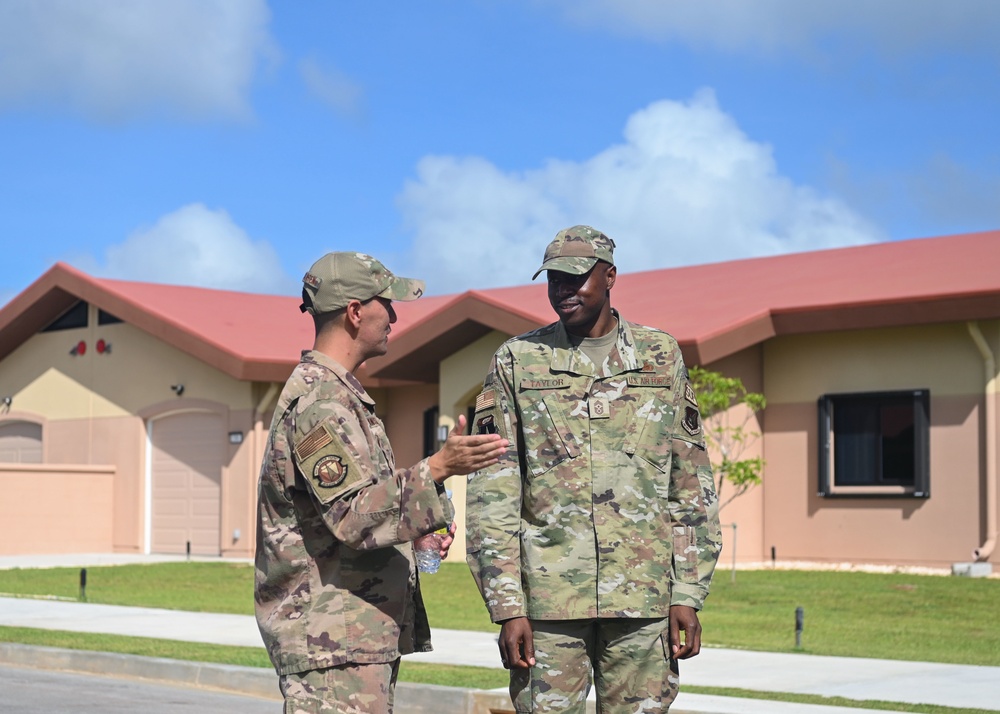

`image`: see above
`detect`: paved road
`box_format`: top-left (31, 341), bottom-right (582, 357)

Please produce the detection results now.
top-left (0, 663), bottom-right (280, 714)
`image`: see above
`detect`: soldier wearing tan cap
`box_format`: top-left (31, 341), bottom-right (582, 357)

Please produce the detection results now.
top-left (468, 227), bottom-right (722, 713)
top-left (255, 252), bottom-right (508, 713)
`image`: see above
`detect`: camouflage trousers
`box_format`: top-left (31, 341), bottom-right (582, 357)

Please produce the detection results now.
top-left (510, 618), bottom-right (679, 714)
top-left (279, 659), bottom-right (400, 714)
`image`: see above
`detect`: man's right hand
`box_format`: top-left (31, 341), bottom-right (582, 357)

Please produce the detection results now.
top-left (498, 617), bottom-right (535, 669)
top-left (427, 414), bottom-right (508, 483)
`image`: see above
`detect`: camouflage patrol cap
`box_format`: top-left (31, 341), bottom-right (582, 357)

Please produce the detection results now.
top-left (531, 225), bottom-right (616, 280)
top-left (301, 252), bottom-right (425, 315)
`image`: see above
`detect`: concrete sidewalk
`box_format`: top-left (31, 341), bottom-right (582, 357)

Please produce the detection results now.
top-left (1, 555), bottom-right (998, 712)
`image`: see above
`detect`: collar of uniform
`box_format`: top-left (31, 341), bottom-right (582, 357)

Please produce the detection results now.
top-left (300, 349), bottom-right (376, 407)
top-left (550, 309), bottom-right (638, 376)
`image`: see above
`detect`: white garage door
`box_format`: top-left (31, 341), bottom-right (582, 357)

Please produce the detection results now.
top-left (150, 412), bottom-right (224, 555)
top-left (0, 420), bottom-right (43, 463)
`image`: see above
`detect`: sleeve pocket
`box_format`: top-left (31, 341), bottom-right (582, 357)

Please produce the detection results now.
top-left (672, 525), bottom-right (700, 583)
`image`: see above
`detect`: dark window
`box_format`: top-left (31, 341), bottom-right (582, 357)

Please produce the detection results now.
top-left (422, 406), bottom-right (439, 458)
top-left (818, 390), bottom-right (929, 498)
top-left (98, 309), bottom-right (123, 325)
top-left (41, 301), bottom-right (88, 331)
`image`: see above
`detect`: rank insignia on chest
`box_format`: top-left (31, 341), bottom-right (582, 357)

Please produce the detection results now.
top-left (314, 454), bottom-right (348, 488)
top-left (589, 396), bottom-right (610, 419)
top-left (682, 406), bottom-right (701, 436)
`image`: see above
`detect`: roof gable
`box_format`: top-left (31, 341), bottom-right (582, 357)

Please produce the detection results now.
top-left (2, 230), bottom-right (998, 384)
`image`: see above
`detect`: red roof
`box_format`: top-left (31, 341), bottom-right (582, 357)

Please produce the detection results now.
top-left (1, 230), bottom-right (998, 384)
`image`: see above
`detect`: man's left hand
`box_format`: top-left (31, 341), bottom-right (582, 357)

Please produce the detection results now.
top-left (669, 604), bottom-right (702, 659)
top-left (437, 522), bottom-right (456, 558)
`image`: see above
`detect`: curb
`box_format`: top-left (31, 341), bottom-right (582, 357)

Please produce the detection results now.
top-left (0, 643), bottom-right (522, 714)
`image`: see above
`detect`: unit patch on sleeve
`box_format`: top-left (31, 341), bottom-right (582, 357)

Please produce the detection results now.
top-left (293, 421), bottom-right (366, 503)
top-left (682, 406), bottom-right (701, 436)
top-left (684, 382), bottom-right (699, 407)
top-left (476, 414), bottom-right (499, 435)
top-left (313, 454), bottom-right (349, 488)
top-left (473, 388), bottom-right (507, 440)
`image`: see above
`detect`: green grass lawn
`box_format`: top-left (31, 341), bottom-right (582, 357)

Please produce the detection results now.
top-left (2, 561), bottom-right (996, 666)
top-left (2, 561), bottom-right (999, 712)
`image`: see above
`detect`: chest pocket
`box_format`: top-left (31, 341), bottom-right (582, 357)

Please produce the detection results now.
top-left (516, 376), bottom-right (581, 477)
top-left (622, 373), bottom-right (675, 473)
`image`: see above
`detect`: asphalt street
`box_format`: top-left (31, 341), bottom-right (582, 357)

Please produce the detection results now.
top-left (0, 663), bottom-right (280, 714)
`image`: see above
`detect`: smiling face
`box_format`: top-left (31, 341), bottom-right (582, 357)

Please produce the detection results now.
top-left (546, 261), bottom-right (617, 338)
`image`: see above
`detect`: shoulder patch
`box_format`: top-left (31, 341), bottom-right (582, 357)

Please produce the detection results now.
top-left (293, 421), bottom-right (366, 503)
top-left (476, 389), bottom-right (496, 411)
top-left (685, 382), bottom-right (699, 407)
top-left (313, 454), bottom-right (349, 488)
top-left (295, 423), bottom-right (334, 461)
top-left (682, 406), bottom-right (701, 436)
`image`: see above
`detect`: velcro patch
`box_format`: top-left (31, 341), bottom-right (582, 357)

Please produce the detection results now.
top-left (685, 382), bottom-right (699, 407)
top-left (302, 271), bottom-right (321, 288)
top-left (682, 406), bottom-right (701, 436)
top-left (476, 389), bottom-right (496, 411)
top-left (314, 454), bottom-right (349, 488)
top-left (294, 423), bottom-right (365, 504)
top-left (295, 423), bottom-right (334, 461)
top-left (519, 378), bottom-right (569, 390)
top-left (626, 374), bottom-right (671, 388)
top-left (475, 414), bottom-right (499, 435)
top-left (589, 396), bottom-right (610, 419)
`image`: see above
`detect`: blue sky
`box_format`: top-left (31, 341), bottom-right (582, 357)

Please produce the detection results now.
top-left (1, 1), bottom-right (998, 305)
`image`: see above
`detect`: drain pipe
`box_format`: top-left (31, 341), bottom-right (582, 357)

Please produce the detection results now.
top-left (967, 322), bottom-right (997, 562)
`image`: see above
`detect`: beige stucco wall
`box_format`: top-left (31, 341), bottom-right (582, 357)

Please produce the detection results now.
top-left (0, 306), bottom-right (262, 557)
top-left (703, 346), bottom-right (767, 565)
top-left (382, 383), bottom-right (438, 468)
top-left (438, 331), bottom-right (510, 563)
top-left (0, 316), bottom-right (253, 418)
top-left (0, 465), bottom-right (115, 555)
top-left (761, 321), bottom-right (999, 567)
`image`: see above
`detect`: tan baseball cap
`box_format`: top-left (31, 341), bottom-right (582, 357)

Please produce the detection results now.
top-left (532, 225), bottom-right (616, 280)
top-left (301, 252), bottom-right (425, 315)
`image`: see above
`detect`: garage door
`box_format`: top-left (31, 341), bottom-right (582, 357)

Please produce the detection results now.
top-left (150, 412), bottom-right (224, 555)
top-left (0, 420), bottom-right (43, 463)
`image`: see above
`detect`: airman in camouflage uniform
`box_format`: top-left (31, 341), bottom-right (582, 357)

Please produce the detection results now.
top-left (256, 252), bottom-right (507, 714)
top-left (466, 227), bottom-right (722, 713)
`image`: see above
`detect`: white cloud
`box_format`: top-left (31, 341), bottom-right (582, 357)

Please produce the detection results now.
top-left (299, 57), bottom-right (364, 120)
top-left (397, 89), bottom-right (882, 293)
top-left (76, 204), bottom-right (297, 295)
top-left (540, 0), bottom-right (1000, 58)
top-left (0, 0), bottom-right (276, 121)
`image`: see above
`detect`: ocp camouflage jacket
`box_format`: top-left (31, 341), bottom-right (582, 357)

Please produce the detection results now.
top-left (466, 313), bottom-right (721, 622)
top-left (255, 350), bottom-right (452, 675)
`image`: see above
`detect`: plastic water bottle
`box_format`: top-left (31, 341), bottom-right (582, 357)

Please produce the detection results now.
top-left (415, 490), bottom-right (452, 574)
top-left (414, 529), bottom-right (446, 574)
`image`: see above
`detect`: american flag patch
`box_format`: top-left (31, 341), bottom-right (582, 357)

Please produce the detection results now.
top-left (476, 390), bottom-right (496, 411)
top-left (295, 423), bottom-right (333, 461)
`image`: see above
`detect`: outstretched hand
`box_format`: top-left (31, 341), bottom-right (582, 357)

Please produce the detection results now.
top-left (427, 414), bottom-right (508, 483)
